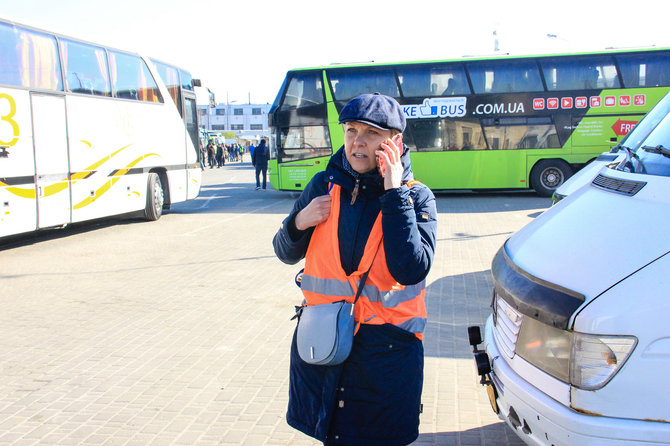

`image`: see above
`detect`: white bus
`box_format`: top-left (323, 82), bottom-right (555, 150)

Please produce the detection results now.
top-left (0, 18), bottom-right (202, 239)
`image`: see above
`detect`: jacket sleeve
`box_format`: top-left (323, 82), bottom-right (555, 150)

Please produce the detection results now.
top-left (379, 183), bottom-right (437, 285)
top-left (272, 173), bottom-right (328, 265)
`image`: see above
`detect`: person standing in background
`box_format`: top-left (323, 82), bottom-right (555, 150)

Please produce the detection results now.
top-left (252, 138), bottom-right (270, 190)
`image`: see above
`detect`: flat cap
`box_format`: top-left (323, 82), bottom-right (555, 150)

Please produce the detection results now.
top-left (338, 93), bottom-right (406, 132)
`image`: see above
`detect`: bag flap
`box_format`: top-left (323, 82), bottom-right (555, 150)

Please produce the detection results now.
top-left (297, 301), bottom-right (349, 363)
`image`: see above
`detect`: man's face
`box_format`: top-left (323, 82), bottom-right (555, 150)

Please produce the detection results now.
top-left (343, 121), bottom-right (393, 174)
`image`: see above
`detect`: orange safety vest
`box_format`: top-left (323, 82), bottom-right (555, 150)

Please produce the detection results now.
top-left (300, 183), bottom-right (427, 340)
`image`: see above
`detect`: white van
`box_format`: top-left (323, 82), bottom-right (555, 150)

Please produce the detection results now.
top-left (469, 93), bottom-right (670, 444)
top-left (552, 91), bottom-right (670, 204)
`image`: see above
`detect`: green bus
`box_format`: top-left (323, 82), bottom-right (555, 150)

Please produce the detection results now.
top-left (268, 48), bottom-right (670, 196)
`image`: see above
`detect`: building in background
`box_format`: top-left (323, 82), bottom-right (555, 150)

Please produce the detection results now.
top-left (199, 103), bottom-right (271, 145)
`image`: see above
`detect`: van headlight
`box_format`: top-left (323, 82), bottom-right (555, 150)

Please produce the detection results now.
top-left (515, 317), bottom-right (636, 390)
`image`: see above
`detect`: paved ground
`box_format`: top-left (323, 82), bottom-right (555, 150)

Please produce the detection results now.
top-left (0, 162), bottom-right (550, 445)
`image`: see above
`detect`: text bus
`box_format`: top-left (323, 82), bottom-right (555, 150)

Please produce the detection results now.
top-left (268, 47), bottom-right (670, 196)
top-left (0, 18), bottom-right (202, 238)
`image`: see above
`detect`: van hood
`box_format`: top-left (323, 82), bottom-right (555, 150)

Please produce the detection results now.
top-left (502, 167), bottom-right (670, 325)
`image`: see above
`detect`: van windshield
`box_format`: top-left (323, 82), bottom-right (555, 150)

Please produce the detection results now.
top-left (622, 92), bottom-right (670, 151)
top-left (633, 112), bottom-right (670, 176)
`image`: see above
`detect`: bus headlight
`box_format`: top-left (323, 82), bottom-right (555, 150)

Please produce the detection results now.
top-left (516, 317), bottom-right (636, 390)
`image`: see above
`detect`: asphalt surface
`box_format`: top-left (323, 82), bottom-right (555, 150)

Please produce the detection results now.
top-left (0, 161), bottom-right (550, 445)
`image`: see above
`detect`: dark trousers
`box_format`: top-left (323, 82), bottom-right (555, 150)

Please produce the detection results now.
top-left (255, 165), bottom-right (267, 189)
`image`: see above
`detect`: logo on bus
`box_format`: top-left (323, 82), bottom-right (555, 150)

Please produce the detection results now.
top-left (403, 97), bottom-right (467, 119)
top-left (474, 102), bottom-right (525, 115)
top-left (531, 94), bottom-right (646, 110)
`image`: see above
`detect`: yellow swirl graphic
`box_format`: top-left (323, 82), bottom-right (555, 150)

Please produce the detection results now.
top-left (73, 153), bottom-right (159, 209)
top-left (0, 144), bottom-right (133, 198)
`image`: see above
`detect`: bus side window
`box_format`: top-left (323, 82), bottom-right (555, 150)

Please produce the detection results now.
top-left (542, 56), bottom-right (619, 91)
top-left (397, 64), bottom-right (470, 98)
top-left (110, 51), bottom-right (162, 103)
top-left (0, 23), bottom-right (63, 90)
top-left (62, 39), bottom-right (111, 96)
top-left (407, 118), bottom-right (486, 151)
top-left (618, 52), bottom-right (670, 88)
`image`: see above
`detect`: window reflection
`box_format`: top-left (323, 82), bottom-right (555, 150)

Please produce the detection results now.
top-left (482, 117), bottom-right (559, 149)
top-left (397, 64), bottom-right (470, 97)
top-left (279, 125), bottom-right (331, 162)
top-left (329, 68), bottom-right (399, 100)
top-left (280, 72), bottom-right (324, 110)
top-left (109, 51), bottom-right (162, 102)
top-left (62, 40), bottom-right (111, 96)
top-left (617, 52), bottom-right (670, 88)
top-left (541, 56), bottom-right (619, 90)
top-left (0, 22), bottom-right (62, 90)
top-left (152, 60), bottom-right (181, 110)
top-left (467, 60), bottom-right (543, 94)
top-left (407, 118), bottom-right (486, 151)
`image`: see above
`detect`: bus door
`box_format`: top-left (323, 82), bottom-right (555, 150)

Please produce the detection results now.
top-left (182, 91), bottom-right (200, 199)
top-left (31, 93), bottom-right (71, 229)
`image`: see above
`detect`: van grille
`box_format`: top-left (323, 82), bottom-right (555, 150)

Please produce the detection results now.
top-left (591, 174), bottom-right (646, 196)
top-left (493, 295), bottom-right (523, 359)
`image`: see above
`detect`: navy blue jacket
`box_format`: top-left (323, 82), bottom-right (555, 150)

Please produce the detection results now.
top-left (273, 145), bottom-right (437, 445)
top-left (252, 141), bottom-right (269, 168)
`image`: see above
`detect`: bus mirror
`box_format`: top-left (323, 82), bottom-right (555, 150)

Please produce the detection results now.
top-left (192, 79), bottom-right (202, 87)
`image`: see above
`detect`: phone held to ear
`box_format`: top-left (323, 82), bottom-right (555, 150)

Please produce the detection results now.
top-left (377, 134), bottom-right (403, 177)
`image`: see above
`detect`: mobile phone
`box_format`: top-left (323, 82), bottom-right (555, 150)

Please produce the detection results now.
top-left (377, 152), bottom-right (385, 177)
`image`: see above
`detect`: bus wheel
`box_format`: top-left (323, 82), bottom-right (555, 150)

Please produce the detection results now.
top-left (530, 160), bottom-right (572, 197)
top-left (144, 172), bottom-right (164, 221)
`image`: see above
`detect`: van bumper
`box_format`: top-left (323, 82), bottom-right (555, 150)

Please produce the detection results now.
top-left (481, 316), bottom-right (670, 445)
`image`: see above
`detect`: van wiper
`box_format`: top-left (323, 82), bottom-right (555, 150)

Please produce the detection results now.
top-left (614, 145), bottom-right (640, 172)
top-left (641, 144), bottom-right (670, 158)
top-left (610, 142), bottom-right (630, 152)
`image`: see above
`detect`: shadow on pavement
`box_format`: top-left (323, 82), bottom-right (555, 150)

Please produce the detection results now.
top-left (413, 423), bottom-right (525, 445)
top-left (424, 270), bottom-right (493, 360)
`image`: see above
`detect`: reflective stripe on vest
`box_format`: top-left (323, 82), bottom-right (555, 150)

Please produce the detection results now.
top-left (302, 183), bottom-right (426, 339)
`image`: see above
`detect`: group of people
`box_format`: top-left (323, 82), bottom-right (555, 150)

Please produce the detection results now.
top-left (201, 142), bottom-right (248, 169)
top-left (199, 138), bottom-right (271, 192)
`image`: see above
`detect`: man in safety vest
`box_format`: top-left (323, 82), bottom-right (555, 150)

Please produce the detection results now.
top-left (274, 93), bottom-right (437, 445)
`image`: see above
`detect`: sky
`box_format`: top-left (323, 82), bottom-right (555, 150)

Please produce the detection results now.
top-left (2, 0), bottom-right (669, 106)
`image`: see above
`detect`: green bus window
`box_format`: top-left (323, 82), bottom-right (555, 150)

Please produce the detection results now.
top-left (329, 68), bottom-right (399, 101)
top-left (466, 60), bottom-right (543, 94)
top-left (279, 125), bottom-right (330, 162)
top-left (280, 72), bottom-right (324, 111)
top-left (482, 117), bottom-right (559, 150)
top-left (541, 56), bottom-right (619, 91)
top-left (110, 51), bottom-right (163, 103)
top-left (0, 23), bottom-right (62, 90)
top-left (617, 52), bottom-right (670, 88)
top-left (62, 39), bottom-right (110, 96)
top-left (407, 118), bottom-right (486, 151)
top-left (397, 64), bottom-right (470, 97)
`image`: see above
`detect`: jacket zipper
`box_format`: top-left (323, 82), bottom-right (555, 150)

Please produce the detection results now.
top-left (350, 178), bottom-right (360, 205)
